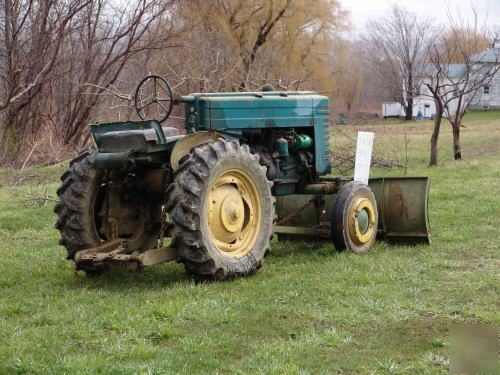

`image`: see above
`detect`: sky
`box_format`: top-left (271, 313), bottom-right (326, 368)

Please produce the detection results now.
top-left (341, 0), bottom-right (500, 34)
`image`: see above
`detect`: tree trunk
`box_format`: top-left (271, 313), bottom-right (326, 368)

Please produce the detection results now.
top-left (430, 104), bottom-right (443, 166)
top-left (405, 96), bottom-right (413, 120)
top-left (240, 60), bottom-right (250, 90)
top-left (451, 122), bottom-right (462, 160)
top-left (346, 99), bottom-right (352, 111)
top-left (405, 71), bottom-right (414, 120)
top-left (0, 121), bottom-right (23, 164)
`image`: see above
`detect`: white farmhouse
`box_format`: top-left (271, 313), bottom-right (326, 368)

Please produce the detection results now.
top-left (468, 40), bottom-right (500, 110)
top-left (382, 41), bottom-right (500, 119)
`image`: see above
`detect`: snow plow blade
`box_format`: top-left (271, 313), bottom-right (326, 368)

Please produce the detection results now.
top-left (369, 177), bottom-right (431, 244)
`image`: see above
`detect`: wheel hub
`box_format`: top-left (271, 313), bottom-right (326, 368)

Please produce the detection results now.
top-left (207, 170), bottom-right (261, 258)
top-left (348, 197), bottom-right (376, 245)
top-left (357, 209), bottom-right (369, 234)
top-left (214, 185), bottom-right (245, 235)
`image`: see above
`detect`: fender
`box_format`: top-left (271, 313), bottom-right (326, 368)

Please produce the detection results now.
top-left (170, 131), bottom-right (225, 170)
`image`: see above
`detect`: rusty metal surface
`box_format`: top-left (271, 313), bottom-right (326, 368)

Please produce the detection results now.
top-left (135, 246), bottom-right (178, 266)
top-left (276, 196), bottom-right (315, 226)
top-left (275, 195), bottom-right (329, 227)
top-left (113, 246), bottom-right (178, 267)
top-left (274, 194), bottom-right (333, 240)
top-left (74, 239), bottom-right (126, 263)
top-left (369, 177), bottom-right (431, 244)
top-left (74, 240), bottom-right (178, 270)
top-left (300, 182), bottom-right (340, 194)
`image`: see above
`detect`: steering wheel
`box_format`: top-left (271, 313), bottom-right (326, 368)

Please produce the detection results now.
top-left (134, 75), bottom-right (173, 123)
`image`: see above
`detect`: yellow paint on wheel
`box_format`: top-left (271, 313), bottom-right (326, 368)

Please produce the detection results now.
top-left (348, 197), bottom-right (376, 245)
top-left (206, 169), bottom-right (261, 258)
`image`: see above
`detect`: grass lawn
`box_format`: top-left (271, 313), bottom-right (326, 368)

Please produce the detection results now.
top-left (0, 114), bottom-right (499, 374)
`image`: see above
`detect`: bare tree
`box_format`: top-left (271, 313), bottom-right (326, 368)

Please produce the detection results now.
top-left (0, 0), bottom-right (92, 112)
top-left (443, 16), bottom-right (499, 161)
top-left (0, 0), bottom-right (93, 159)
top-left (426, 10), bottom-right (500, 165)
top-left (0, 0), bottom-right (179, 164)
top-left (364, 4), bottom-right (436, 120)
top-left (425, 63), bottom-right (449, 166)
top-left (55, 0), bottom-right (178, 145)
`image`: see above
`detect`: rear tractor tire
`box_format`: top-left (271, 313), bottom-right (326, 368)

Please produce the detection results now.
top-left (54, 149), bottom-right (160, 272)
top-left (331, 181), bottom-right (378, 253)
top-left (166, 139), bottom-right (274, 280)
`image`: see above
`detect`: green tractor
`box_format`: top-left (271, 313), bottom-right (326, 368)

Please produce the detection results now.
top-left (54, 75), bottom-right (430, 280)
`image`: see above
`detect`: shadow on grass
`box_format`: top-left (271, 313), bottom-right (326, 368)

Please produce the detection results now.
top-left (270, 238), bottom-right (412, 260)
top-left (271, 239), bottom-right (340, 258)
top-left (59, 238), bottom-right (425, 291)
top-left (63, 262), bottom-right (192, 291)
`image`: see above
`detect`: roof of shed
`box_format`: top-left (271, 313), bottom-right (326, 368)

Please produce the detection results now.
top-left (471, 47), bottom-right (500, 63)
top-left (422, 64), bottom-right (467, 78)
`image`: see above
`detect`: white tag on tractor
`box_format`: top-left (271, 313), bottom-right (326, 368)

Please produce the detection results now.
top-left (354, 131), bottom-right (374, 184)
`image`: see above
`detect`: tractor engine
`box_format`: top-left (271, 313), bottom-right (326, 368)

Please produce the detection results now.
top-left (244, 129), bottom-right (315, 195)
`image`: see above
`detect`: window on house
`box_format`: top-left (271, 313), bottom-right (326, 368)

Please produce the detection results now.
top-left (484, 85), bottom-right (490, 94)
top-left (425, 104), bottom-right (430, 108)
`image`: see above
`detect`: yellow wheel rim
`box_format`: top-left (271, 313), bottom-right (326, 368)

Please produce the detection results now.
top-left (348, 197), bottom-right (376, 246)
top-left (206, 169), bottom-right (261, 258)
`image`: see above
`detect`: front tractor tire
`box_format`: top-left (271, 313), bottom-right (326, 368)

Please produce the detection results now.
top-left (331, 181), bottom-right (378, 253)
top-left (54, 149), bottom-right (160, 271)
top-left (166, 139), bottom-right (274, 280)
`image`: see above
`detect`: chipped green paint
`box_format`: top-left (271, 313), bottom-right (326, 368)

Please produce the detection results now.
top-left (180, 91), bottom-right (331, 174)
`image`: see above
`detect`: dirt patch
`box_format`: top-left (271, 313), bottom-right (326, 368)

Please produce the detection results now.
top-left (466, 140), bottom-right (500, 157)
top-left (332, 121), bottom-right (435, 136)
top-left (333, 112), bottom-right (384, 125)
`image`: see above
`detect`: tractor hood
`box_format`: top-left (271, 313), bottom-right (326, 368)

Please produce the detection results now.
top-left (182, 91), bottom-right (329, 131)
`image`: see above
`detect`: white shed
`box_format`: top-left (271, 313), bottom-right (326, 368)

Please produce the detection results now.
top-left (382, 102), bottom-right (404, 118)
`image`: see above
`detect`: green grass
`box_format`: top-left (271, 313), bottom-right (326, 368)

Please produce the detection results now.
top-left (1, 116), bottom-right (499, 374)
top-left (465, 109), bottom-right (500, 122)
